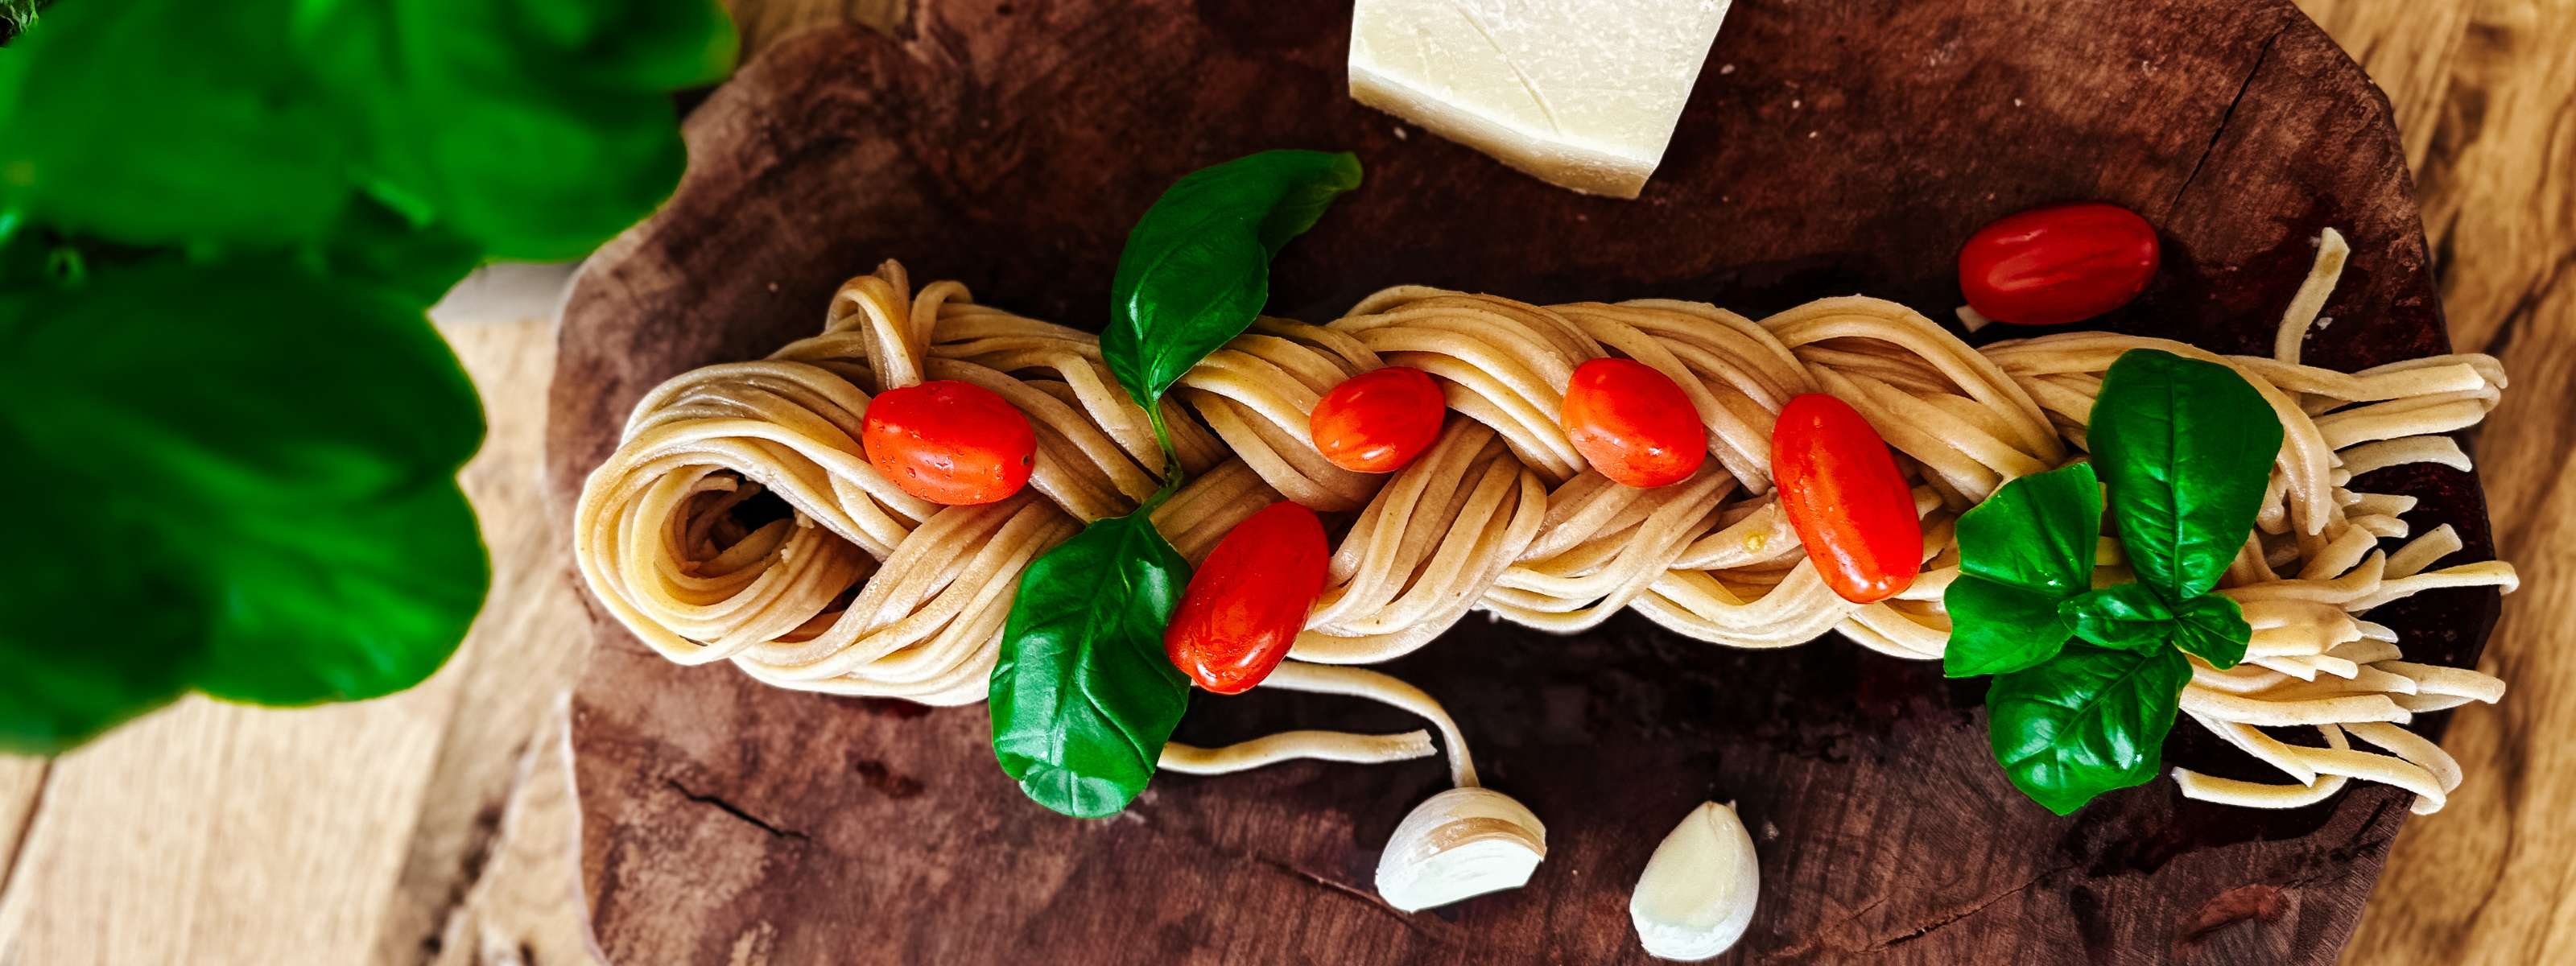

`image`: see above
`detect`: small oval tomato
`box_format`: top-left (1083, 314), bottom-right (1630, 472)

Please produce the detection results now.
top-left (861, 379), bottom-right (1037, 505)
top-left (1562, 357), bottom-right (1707, 489)
top-left (1958, 201), bottom-right (2159, 326)
top-left (1311, 366), bottom-right (1447, 473)
top-left (1771, 394), bottom-right (1922, 604)
top-left (1165, 502), bottom-right (1330, 694)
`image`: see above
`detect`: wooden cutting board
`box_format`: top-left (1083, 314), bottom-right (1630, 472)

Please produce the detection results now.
top-left (542, 0), bottom-right (2501, 962)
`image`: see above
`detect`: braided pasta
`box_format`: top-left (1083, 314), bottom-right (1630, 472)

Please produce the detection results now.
top-left (575, 241), bottom-right (2515, 811)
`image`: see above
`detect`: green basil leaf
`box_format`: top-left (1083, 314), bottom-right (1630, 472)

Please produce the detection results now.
top-left (1943, 576), bottom-right (2079, 678)
top-left (0, 255), bottom-right (488, 753)
top-left (1987, 644), bottom-right (2191, 815)
top-left (0, 0), bottom-right (733, 258)
top-left (0, 417), bottom-right (201, 752)
top-left (314, 0), bottom-right (738, 261)
top-left (2088, 349), bottom-right (2284, 602)
top-left (989, 513), bottom-right (1193, 818)
top-left (2062, 583), bottom-right (2176, 651)
top-left (1943, 463), bottom-right (2102, 678)
top-left (1956, 463), bottom-right (2102, 594)
top-left (311, 195), bottom-right (488, 308)
top-left (1101, 151), bottom-right (1362, 410)
top-left (0, 2), bottom-right (348, 246)
top-left (2169, 592), bottom-right (2252, 669)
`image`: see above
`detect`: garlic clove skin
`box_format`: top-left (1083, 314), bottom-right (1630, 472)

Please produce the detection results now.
top-left (1629, 801), bottom-right (1761, 961)
top-left (1374, 786), bottom-right (1548, 912)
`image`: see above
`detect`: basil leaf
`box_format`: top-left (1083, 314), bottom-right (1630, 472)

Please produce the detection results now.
top-left (1102, 151), bottom-right (1363, 410)
top-left (0, 0), bottom-right (734, 258)
top-left (1944, 577), bottom-right (2079, 678)
top-left (989, 513), bottom-right (1193, 818)
top-left (314, 195), bottom-right (489, 309)
top-left (2062, 583), bottom-right (2175, 651)
top-left (0, 419), bottom-right (200, 751)
top-left (1956, 463), bottom-right (2102, 594)
top-left (1943, 463), bottom-right (2101, 678)
top-left (2088, 349), bottom-right (2284, 602)
top-left (1987, 644), bottom-right (2191, 815)
top-left (0, 255), bottom-right (488, 753)
top-left (990, 151), bottom-right (1356, 816)
top-left (2169, 593), bottom-right (2252, 669)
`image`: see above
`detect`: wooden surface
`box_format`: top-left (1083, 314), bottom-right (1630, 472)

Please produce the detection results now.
top-left (2317, 0), bottom-right (2576, 962)
top-left (0, 1), bottom-right (2568, 964)
top-left (543, 0), bottom-right (2498, 963)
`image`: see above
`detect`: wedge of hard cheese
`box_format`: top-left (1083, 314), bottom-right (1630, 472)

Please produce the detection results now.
top-left (1348, 0), bottom-right (1734, 198)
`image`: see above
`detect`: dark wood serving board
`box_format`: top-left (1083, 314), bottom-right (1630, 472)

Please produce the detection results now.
top-left (542, 0), bottom-right (2502, 962)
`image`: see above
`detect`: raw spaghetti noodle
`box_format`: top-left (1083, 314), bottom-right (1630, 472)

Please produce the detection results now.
top-left (573, 235), bottom-right (2514, 811)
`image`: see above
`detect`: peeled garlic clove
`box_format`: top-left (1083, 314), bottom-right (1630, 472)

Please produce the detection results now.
top-left (1629, 801), bottom-right (1761, 960)
top-left (1374, 786), bottom-right (1547, 912)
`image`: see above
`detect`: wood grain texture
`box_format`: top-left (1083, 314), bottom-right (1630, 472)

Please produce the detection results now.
top-left (2337, 0), bottom-right (2576, 962)
top-left (366, 320), bottom-right (605, 966)
top-left (722, 0), bottom-right (907, 64)
top-left (423, 697), bottom-right (599, 966)
top-left (2291, 0), bottom-right (2475, 171)
top-left (0, 693), bottom-right (455, 965)
top-left (545, 1), bottom-right (2501, 963)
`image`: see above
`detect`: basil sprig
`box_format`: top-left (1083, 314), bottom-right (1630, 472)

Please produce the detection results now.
top-left (0, 0), bottom-right (733, 752)
top-left (1, 0), bottom-right (735, 262)
top-left (1945, 349), bottom-right (2284, 815)
top-left (989, 151), bottom-right (1361, 817)
top-left (1, 254), bottom-right (489, 751)
top-left (989, 515), bottom-right (1192, 818)
top-left (1103, 151), bottom-right (1364, 422)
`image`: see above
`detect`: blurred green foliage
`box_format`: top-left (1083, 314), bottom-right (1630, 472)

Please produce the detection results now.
top-left (0, 2), bottom-right (39, 46)
top-left (0, 0), bottom-right (735, 753)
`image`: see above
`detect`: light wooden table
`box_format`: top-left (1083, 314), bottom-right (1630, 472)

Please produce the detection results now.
top-left (0, 2), bottom-right (2566, 963)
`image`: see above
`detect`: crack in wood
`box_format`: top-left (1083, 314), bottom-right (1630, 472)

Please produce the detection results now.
top-left (1838, 893), bottom-right (1893, 931)
top-left (2167, 20), bottom-right (2297, 219)
top-left (1250, 856), bottom-right (1455, 943)
top-left (666, 778), bottom-right (809, 840)
top-left (1863, 864), bottom-right (2081, 952)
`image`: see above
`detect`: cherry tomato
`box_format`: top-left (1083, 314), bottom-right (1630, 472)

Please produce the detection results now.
top-left (1771, 394), bottom-right (1922, 604)
top-left (1311, 366), bottom-right (1447, 473)
top-left (1562, 357), bottom-right (1707, 489)
top-left (1958, 201), bottom-right (2159, 326)
top-left (1165, 502), bottom-right (1330, 694)
top-left (861, 379), bottom-right (1037, 505)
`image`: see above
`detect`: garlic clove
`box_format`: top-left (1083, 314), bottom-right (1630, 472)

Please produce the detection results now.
top-left (1629, 801), bottom-right (1761, 961)
top-left (1374, 786), bottom-right (1547, 912)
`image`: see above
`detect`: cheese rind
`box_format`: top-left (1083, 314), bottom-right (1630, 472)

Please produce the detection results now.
top-left (1348, 0), bottom-right (1734, 198)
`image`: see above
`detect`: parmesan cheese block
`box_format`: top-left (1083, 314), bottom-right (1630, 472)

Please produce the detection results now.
top-left (1348, 0), bottom-right (1734, 198)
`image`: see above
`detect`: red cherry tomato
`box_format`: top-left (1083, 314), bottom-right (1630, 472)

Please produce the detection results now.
top-left (1771, 394), bottom-right (1923, 604)
top-left (1311, 366), bottom-right (1447, 473)
top-left (1562, 357), bottom-right (1707, 489)
top-left (860, 379), bottom-right (1037, 505)
top-left (1958, 201), bottom-right (2159, 326)
top-left (1165, 502), bottom-right (1330, 694)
